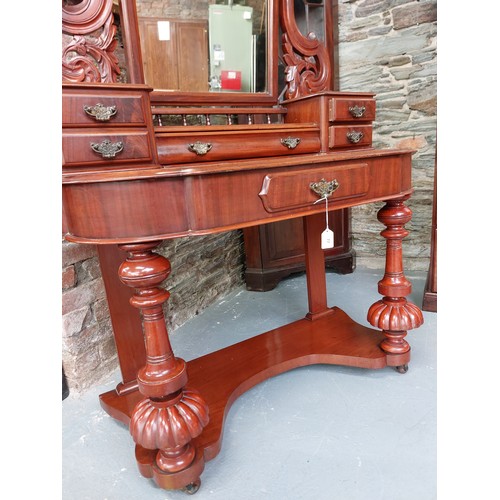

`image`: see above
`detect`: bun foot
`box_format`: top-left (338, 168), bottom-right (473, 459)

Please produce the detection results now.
top-left (183, 479), bottom-right (201, 495)
top-left (395, 364), bottom-right (408, 374)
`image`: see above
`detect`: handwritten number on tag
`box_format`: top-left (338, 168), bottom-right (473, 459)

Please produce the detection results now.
top-left (321, 228), bottom-right (334, 249)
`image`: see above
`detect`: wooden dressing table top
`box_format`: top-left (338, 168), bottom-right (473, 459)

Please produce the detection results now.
top-left (63, 148), bottom-right (414, 244)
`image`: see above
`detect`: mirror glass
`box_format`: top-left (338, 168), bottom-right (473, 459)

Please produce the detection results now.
top-left (293, 0), bottom-right (326, 42)
top-left (134, 0), bottom-right (268, 93)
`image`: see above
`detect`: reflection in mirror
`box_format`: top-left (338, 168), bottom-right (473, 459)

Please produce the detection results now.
top-left (294, 0), bottom-right (326, 43)
top-left (134, 0), bottom-right (268, 93)
top-left (279, 0), bottom-right (333, 100)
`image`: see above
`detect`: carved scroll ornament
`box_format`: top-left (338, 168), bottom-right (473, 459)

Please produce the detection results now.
top-left (62, 0), bottom-right (121, 83)
top-left (280, 0), bottom-right (331, 100)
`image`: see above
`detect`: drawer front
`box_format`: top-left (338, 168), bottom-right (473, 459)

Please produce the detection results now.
top-left (329, 98), bottom-right (376, 122)
top-left (62, 92), bottom-right (148, 126)
top-left (62, 129), bottom-right (154, 167)
top-left (259, 163), bottom-right (369, 213)
top-left (329, 125), bottom-right (373, 149)
top-left (156, 128), bottom-right (321, 164)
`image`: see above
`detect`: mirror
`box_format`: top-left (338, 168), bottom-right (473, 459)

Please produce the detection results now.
top-left (133, 0), bottom-right (270, 94)
top-left (293, 0), bottom-right (326, 43)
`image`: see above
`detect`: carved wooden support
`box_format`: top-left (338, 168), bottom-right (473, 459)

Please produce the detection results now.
top-left (62, 0), bottom-right (121, 83)
top-left (367, 197), bottom-right (424, 368)
top-left (118, 241), bottom-right (209, 490)
top-left (280, 0), bottom-right (331, 100)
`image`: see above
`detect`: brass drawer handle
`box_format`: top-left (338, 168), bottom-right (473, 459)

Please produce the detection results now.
top-left (281, 137), bottom-right (301, 149)
top-left (346, 131), bottom-right (364, 144)
top-left (188, 141), bottom-right (213, 155)
top-left (310, 178), bottom-right (340, 200)
top-left (348, 105), bottom-right (366, 118)
top-left (90, 139), bottom-right (124, 158)
top-left (84, 103), bottom-right (117, 122)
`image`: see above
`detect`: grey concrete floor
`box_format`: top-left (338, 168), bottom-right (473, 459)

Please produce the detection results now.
top-left (62, 267), bottom-right (437, 500)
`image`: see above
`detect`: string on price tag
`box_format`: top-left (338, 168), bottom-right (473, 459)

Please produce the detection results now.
top-left (314, 194), bottom-right (334, 249)
top-left (310, 178), bottom-right (339, 250)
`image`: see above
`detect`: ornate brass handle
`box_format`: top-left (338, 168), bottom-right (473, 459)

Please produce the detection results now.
top-left (90, 139), bottom-right (124, 158)
top-left (348, 105), bottom-right (366, 118)
top-left (187, 141), bottom-right (213, 155)
top-left (281, 137), bottom-right (301, 149)
top-left (84, 103), bottom-right (117, 121)
top-left (310, 178), bottom-right (340, 200)
top-left (346, 131), bottom-right (364, 144)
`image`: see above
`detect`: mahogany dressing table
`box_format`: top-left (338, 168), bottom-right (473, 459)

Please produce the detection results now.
top-left (62, 0), bottom-right (423, 493)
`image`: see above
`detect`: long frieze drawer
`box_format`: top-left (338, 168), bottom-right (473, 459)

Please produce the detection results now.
top-left (259, 163), bottom-right (369, 213)
top-left (62, 92), bottom-right (149, 126)
top-left (62, 129), bottom-right (154, 167)
top-left (156, 127), bottom-right (321, 164)
top-left (329, 125), bottom-right (373, 149)
top-left (328, 97), bottom-right (376, 122)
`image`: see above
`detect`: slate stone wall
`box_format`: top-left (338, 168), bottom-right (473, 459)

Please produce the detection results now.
top-left (338, 0), bottom-right (437, 270)
top-left (62, 233), bottom-right (244, 393)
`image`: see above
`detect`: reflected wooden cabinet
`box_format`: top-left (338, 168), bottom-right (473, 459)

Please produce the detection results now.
top-left (138, 18), bottom-right (208, 91)
top-left (243, 209), bottom-right (354, 291)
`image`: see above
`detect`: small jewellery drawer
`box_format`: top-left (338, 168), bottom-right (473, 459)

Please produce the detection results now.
top-left (62, 129), bottom-right (154, 167)
top-left (156, 125), bottom-right (321, 164)
top-left (328, 97), bottom-right (376, 122)
top-left (329, 125), bottom-right (373, 149)
top-left (62, 92), bottom-right (149, 127)
top-left (259, 163), bottom-right (369, 213)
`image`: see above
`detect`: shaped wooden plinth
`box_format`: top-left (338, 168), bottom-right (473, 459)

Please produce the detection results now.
top-left (101, 306), bottom-right (392, 478)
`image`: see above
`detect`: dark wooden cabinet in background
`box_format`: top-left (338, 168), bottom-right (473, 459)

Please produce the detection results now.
top-left (243, 209), bottom-right (354, 291)
top-left (423, 155), bottom-right (437, 312)
top-left (242, 0), bottom-right (353, 291)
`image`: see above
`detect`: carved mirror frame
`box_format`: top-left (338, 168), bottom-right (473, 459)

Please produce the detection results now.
top-left (118, 0), bottom-right (280, 105)
top-left (62, 0), bottom-right (338, 104)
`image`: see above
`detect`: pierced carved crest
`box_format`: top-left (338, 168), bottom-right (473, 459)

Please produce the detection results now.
top-left (280, 0), bottom-right (331, 100)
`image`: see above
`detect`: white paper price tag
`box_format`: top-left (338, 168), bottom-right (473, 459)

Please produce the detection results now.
top-left (321, 228), bottom-right (334, 249)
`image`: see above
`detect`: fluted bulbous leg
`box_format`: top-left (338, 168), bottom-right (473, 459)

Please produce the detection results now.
top-left (118, 241), bottom-right (209, 490)
top-left (367, 197), bottom-right (424, 369)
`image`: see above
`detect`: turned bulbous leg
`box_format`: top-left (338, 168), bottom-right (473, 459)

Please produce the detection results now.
top-left (367, 197), bottom-right (424, 369)
top-left (118, 241), bottom-right (209, 490)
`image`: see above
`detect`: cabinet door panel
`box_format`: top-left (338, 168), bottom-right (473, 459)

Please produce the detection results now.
top-left (176, 22), bottom-right (209, 92)
top-left (243, 209), bottom-right (354, 291)
top-left (138, 18), bottom-right (208, 92)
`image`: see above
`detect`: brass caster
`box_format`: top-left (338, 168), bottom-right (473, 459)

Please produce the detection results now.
top-left (395, 364), bottom-right (408, 374)
top-left (182, 479), bottom-right (201, 495)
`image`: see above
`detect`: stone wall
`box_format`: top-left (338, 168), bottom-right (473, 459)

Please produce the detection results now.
top-left (62, 0), bottom-right (437, 393)
top-left (338, 0), bottom-right (437, 270)
top-left (62, 233), bottom-right (244, 393)
top-left (135, 0), bottom-right (209, 19)
top-left (62, 242), bottom-right (115, 393)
